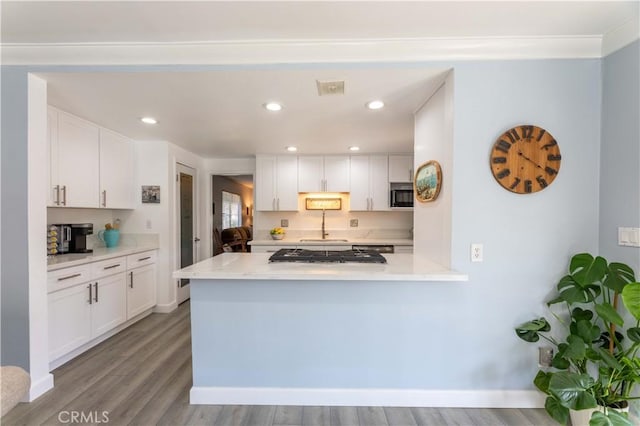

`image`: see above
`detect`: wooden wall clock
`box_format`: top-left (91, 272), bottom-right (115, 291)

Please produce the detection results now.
top-left (490, 125), bottom-right (561, 194)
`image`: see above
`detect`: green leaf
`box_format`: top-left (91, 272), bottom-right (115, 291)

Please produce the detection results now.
top-left (561, 287), bottom-right (589, 304)
top-left (573, 307), bottom-right (595, 322)
top-left (534, 370), bottom-right (551, 393)
top-left (558, 274), bottom-right (578, 291)
top-left (515, 318), bottom-right (550, 342)
top-left (549, 371), bottom-right (597, 410)
top-left (564, 335), bottom-right (587, 360)
top-left (590, 410), bottom-right (633, 426)
top-left (570, 254), bottom-right (608, 286)
top-left (576, 320), bottom-right (601, 343)
top-left (627, 327), bottom-right (640, 343)
top-left (595, 302), bottom-right (624, 327)
top-left (621, 282), bottom-right (640, 321)
top-left (604, 263), bottom-right (636, 293)
top-left (545, 396), bottom-right (569, 425)
top-left (547, 295), bottom-right (565, 306)
top-left (595, 347), bottom-right (624, 370)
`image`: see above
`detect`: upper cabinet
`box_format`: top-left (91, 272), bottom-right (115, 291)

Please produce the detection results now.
top-left (298, 155), bottom-right (350, 193)
top-left (255, 156), bottom-right (298, 211)
top-left (349, 155), bottom-right (389, 211)
top-left (48, 107), bottom-right (134, 209)
top-left (388, 154), bottom-right (414, 183)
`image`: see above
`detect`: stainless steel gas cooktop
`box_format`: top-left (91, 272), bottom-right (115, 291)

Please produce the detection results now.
top-left (268, 248), bottom-right (387, 264)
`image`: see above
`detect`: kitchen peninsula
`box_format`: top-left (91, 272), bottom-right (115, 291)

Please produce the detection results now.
top-left (174, 252), bottom-right (468, 406)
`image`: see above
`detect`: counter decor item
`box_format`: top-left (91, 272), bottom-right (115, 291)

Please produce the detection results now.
top-left (270, 227), bottom-right (285, 240)
top-left (98, 221), bottom-right (121, 248)
top-left (414, 160), bottom-right (441, 203)
top-left (490, 124), bottom-right (561, 194)
top-left (514, 253), bottom-right (640, 426)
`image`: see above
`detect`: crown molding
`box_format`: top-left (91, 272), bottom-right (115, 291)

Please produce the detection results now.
top-left (602, 16), bottom-right (640, 57)
top-left (1, 36), bottom-right (603, 65)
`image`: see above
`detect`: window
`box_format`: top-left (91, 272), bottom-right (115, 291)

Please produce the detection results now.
top-left (222, 191), bottom-right (242, 229)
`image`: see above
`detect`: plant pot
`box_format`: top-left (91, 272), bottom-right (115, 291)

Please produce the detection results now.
top-left (570, 404), bottom-right (630, 426)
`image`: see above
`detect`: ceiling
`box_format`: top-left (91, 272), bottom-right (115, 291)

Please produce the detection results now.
top-left (5, 1), bottom-right (638, 158)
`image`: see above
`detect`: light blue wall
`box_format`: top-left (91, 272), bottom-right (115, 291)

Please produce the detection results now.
top-left (599, 40), bottom-right (640, 271)
top-left (1, 67), bottom-right (31, 368)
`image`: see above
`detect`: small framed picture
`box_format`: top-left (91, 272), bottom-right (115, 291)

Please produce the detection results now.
top-left (141, 185), bottom-right (160, 203)
top-left (414, 161), bottom-right (442, 203)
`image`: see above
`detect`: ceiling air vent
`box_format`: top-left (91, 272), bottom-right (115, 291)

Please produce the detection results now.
top-left (316, 80), bottom-right (345, 96)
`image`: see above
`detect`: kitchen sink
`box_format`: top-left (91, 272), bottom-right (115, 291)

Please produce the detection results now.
top-left (299, 239), bottom-right (349, 242)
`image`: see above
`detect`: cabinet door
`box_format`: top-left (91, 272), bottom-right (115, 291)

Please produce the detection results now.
top-left (388, 155), bottom-right (413, 183)
top-left (255, 156), bottom-right (277, 211)
top-left (47, 107), bottom-right (59, 206)
top-left (349, 156), bottom-right (370, 211)
top-left (275, 156), bottom-right (298, 211)
top-left (99, 129), bottom-right (134, 209)
top-left (369, 155), bottom-right (390, 211)
top-left (91, 273), bottom-right (127, 337)
top-left (57, 111), bottom-right (100, 207)
top-left (127, 264), bottom-right (156, 319)
top-left (324, 156), bottom-right (350, 192)
top-left (48, 284), bottom-right (92, 361)
top-left (297, 156), bottom-right (324, 192)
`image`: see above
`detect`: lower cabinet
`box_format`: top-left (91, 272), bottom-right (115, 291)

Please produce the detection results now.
top-left (92, 273), bottom-right (127, 336)
top-left (127, 263), bottom-right (156, 319)
top-left (48, 283), bottom-right (92, 361)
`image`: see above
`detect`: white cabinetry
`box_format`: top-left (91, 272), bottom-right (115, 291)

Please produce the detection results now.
top-left (298, 156), bottom-right (349, 192)
top-left (349, 155), bottom-right (389, 211)
top-left (91, 273), bottom-right (127, 337)
top-left (99, 129), bottom-right (134, 209)
top-left (47, 107), bottom-right (134, 209)
top-left (48, 283), bottom-right (92, 360)
top-left (126, 251), bottom-right (157, 319)
top-left (49, 108), bottom-right (100, 207)
top-left (255, 156), bottom-right (298, 211)
top-left (388, 155), bottom-right (414, 183)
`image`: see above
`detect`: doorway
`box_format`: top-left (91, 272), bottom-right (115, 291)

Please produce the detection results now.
top-left (211, 174), bottom-right (253, 255)
top-left (177, 163), bottom-right (198, 304)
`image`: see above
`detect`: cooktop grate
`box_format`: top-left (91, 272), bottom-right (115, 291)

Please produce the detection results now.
top-left (268, 248), bottom-right (387, 264)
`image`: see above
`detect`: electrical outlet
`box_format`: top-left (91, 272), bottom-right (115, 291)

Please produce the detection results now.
top-left (350, 219), bottom-right (358, 227)
top-left (471, 243), bottom-right (483, 262)
top-left (280, 219), bottom-right (289, 227)
top-left (539, 347), bottom-right (554, 367)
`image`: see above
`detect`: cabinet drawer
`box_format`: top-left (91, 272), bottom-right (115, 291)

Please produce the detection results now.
top-left (127, 250), bottom-right (156, 269)
top-left (48, 264), bottom-right (92, 293)
top-left (91, 256), bottom-right (126, 279)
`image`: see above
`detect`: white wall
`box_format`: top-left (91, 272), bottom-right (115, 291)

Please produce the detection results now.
top-left (413, 72), bottom-right (453, 267)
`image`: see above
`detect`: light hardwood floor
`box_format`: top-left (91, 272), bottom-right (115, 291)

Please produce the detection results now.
top-left (3, 302), bottom-right (557, 426)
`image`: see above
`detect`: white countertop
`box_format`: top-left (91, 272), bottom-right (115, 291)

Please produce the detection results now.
top-left (48, 244), bottom-right (159, 271)
top-left (173, 252), bottom-right (467, 282)
top-left (249, 238), bottom-right (413, 246)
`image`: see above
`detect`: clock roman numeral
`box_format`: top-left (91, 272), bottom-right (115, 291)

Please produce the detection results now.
top-left (547, 154), bottom-right (562, 161)
top-left (536, 128), bottom-right (546, 141)
top-left (496, 169), bottom-right (511, 179)
top-left (521, 125), bottom-right (534, 139)
top-left (536, 175), bottom-right (548, 188)
top-left (495, 140), bottom-right (511, 153)
top-left (524, 180), bottom-right (532, 193)
top-left (541, 139), bottom-right (557, 150)
top-left (505, 129), bottom-right (521, 143)
top-left (492, 157), bottom-right (507, 164)
top-left (510, 177), bottom-right (521, 190)
top-left (545, 166), bottom-right (558, 176)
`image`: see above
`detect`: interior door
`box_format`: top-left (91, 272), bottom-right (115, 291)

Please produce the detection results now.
top-left (177, 163), bottom-right (198, 304)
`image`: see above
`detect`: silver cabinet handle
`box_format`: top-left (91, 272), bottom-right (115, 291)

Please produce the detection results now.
top-left (102, 190), bottom-right (107, 207)
top-left (103, 264), bottom-right (120, 270)
top-left (54, 185), bottom-right (60, 205)
top-left (94, 282), bottom-right (98, 303)
top-left (61, 185), bottom-right (67, 206)
top-left (370, 198), bottom-right (373, 210)
top-left (138, 256), bottom-right (151, 262)
top-left (272, 198), bottom-right (276, 210)
top-left (88, 284), bottom-right (92, 305)
top-left (277, 198), bottom-right (280, 210)
top-left (409, 169), bottom-right (413, 182)
top-left (129, 271), bottom-right (134, 288)
top-left (58, 273), bottom-right (81, 281)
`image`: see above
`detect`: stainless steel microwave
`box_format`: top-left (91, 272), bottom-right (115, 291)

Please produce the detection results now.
top-left (390, 186), bottom-right (413, 208)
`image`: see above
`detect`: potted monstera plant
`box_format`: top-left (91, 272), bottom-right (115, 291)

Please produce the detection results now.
top-left (515, 253), bottom-right (640, 426)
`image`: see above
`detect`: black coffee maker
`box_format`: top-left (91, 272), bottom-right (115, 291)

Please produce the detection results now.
top-left (70, 223), bottom-right (93, 253)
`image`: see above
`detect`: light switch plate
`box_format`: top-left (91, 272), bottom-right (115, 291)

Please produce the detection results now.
top-left (618, 227), bottom-right (640, 247)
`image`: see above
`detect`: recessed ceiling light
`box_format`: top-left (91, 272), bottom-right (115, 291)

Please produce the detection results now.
top-left (264, 102), bottom-right (283, 112)
top-left (140, 117), bottom-right (157, 124)
top-left (349, 146), bottom-right (360, 151)
top-left (286, 146), bottom-right (298, 152)
top-left (366, 100), bottom-right (385, 110)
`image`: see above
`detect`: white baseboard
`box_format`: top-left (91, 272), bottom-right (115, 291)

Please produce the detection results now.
top-left (153, 302), bottom-right (178, 314)
top-left (190, 387), bottom-right (545, 408)
top-left (25, 373), bottom-right (54, 402)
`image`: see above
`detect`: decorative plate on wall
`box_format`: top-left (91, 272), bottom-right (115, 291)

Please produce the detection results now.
top-left (414, 160), bottom-right (442, 203)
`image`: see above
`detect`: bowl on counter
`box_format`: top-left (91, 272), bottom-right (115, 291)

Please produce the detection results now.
top-left (271, 234), bottom-right (284, 240)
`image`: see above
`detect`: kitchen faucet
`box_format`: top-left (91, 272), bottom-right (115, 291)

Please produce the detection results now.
top-left (321, 209), bottom-right (329, 239)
